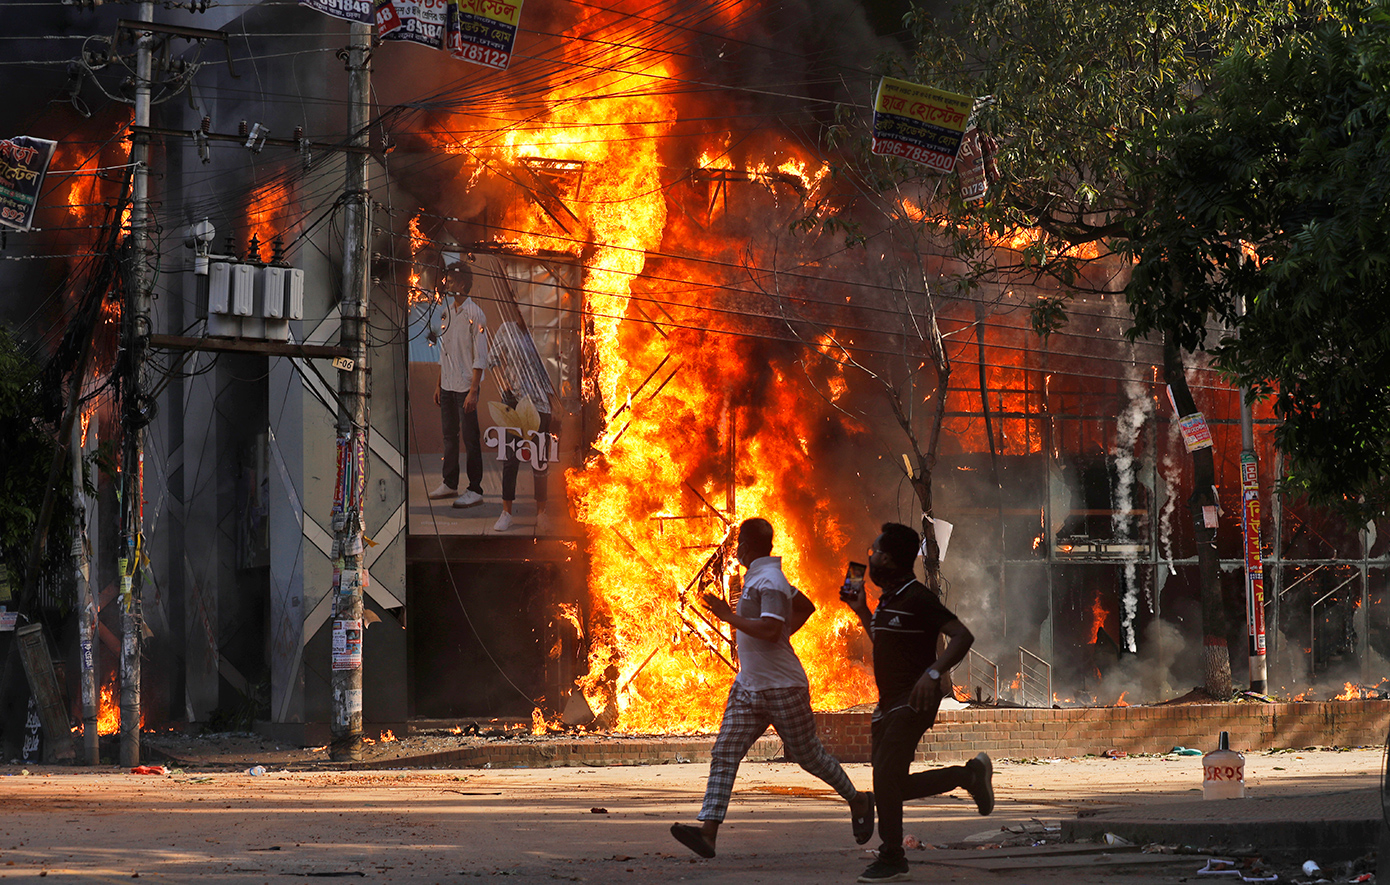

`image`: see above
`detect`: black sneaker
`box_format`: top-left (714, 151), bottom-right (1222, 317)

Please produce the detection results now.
top-left (965, 751), bottom-right (994, 815)
top-left (857, 858), bottom-right (910, 882)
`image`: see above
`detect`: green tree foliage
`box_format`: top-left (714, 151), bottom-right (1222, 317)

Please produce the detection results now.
top-left (0, 326), bottom-right (75, 599)
top-left (898, 0), bottom-right (1322, 697)
top-left (1124, 4), bottom-right (1390, 520)
top-left (904, 0), bottom-right (1279, 288)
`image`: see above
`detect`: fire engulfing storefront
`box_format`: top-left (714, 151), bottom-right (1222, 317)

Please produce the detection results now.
top-left (1, 0), bottom-right (1387, 750)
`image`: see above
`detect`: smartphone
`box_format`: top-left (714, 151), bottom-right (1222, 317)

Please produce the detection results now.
top-left (840, 561), bottom-right (866, 601)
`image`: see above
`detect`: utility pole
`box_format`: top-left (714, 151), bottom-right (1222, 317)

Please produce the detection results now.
top-left (75, 419), bottom-right (99, 765)
top-left (329, 20), bottom-right (372, 762)
top-left (120, 0), bottom-right (156, 767)
top-left (1237, 298), bottom-right (1268, 695)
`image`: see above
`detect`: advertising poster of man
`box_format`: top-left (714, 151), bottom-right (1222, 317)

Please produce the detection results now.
top-left (407, 249), bottom-right (581, 538)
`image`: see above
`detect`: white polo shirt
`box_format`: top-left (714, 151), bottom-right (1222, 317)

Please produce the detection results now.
top-left (733, 556), bottom-right (810, 692)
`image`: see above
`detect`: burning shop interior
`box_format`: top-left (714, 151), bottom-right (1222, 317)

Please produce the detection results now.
top-left (0, 0), bottom-right (1386, 756)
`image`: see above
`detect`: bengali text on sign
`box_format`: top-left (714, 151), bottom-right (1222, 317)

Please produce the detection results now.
top-left (871, 77), bottom-right (973, 172)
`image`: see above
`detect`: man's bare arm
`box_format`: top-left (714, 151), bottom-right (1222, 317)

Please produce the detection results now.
top-left (908, 619), bottom-right (974, 710)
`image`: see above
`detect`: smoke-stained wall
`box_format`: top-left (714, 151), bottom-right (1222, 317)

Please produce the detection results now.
top-left (137, 3), bottom-right (410, 734)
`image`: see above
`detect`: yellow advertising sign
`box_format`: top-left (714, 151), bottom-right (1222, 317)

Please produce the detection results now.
top-left (871, 77), bottom-right (973, 172)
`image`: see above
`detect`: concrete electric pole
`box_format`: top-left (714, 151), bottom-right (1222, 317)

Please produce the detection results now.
top-left (119, 0), bottom-right (156, 768)
top-left (329, 20), bottom-right (373, 762)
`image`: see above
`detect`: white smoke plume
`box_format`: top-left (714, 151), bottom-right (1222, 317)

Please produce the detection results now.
top-left (1111, 363), bottom-right (1152, 653)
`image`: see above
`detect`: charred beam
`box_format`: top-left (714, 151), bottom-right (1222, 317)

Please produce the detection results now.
top-left (148, 334), bottom-right (350, 360)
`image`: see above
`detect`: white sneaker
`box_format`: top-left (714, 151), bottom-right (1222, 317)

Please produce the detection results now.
top-left (493, 511), bottom-right (513, 532)
top-left (427, 482), bottom-right (457, 500)
top-left (535, 511), bottom-right (555, 535)
top-left (452, 489), bottom-right (484, 508)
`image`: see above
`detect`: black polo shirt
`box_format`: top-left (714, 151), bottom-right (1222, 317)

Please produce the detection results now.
top-left (870, 578), bottom-right (958, 714)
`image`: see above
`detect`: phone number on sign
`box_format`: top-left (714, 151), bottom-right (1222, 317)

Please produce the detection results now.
top-left (872, 138), bottom-right (954, 171)
top-left (458, 43), bottom-right (510, 68)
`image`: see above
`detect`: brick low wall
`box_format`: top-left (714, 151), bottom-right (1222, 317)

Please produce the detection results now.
top-left (814, 700), bottom-right (1390, 763)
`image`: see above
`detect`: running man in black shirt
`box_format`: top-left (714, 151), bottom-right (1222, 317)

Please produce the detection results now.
top-left (840, 522), bottom-right (995, 883)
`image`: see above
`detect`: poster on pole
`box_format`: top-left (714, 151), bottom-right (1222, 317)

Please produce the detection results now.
top-left (1240, 451), bottom-right (1267, 656)
top-left (332, 618), bottom-right (363, 670)
top-left (1177, 412), bottom-right (1214, 452)
top-left (0, 136), bottom-right (57, 232)
top-left (870, 77), bottom-right (972, 172)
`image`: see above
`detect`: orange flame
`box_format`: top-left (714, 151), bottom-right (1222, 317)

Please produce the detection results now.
top-left (94, 674), bottom-right (144, 735)
top-left (1089, 595), bottom-right (1108, 645)
top-left (407, 213), bottom-right (428, 306)
top-left (244, 179), bottom-right (295, 252)
top-left (97, 678), bottom-right (120, 736)
top-left (1335, 682), bottom-right (1360, 700)
top-left (406, 14), bottom-right (878, 733)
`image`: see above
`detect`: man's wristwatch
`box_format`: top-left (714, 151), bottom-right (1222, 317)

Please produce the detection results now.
top-left (927, 668), bottom-right (942, 681)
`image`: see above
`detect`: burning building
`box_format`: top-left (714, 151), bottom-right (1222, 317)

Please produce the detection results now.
top-left (1, 0), bottom-right (1387, 755)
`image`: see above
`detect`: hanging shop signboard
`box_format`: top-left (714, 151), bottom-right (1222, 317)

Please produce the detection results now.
top-left (301, 0), bottom-right (523, 70)
top-left (871, 78), bottom-right (972, 172)
top-left (0, 136), bottom-right (56, 232)
top-left (446, 0), bottom-right (524, 70)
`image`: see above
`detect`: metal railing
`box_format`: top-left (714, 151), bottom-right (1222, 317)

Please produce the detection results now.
top-left (1310, 571), bottom-right (1360, 675)
top-left (1019, 647), bottom-right (1052, 708)
top-left (963, 648), bottom-right (999, 704)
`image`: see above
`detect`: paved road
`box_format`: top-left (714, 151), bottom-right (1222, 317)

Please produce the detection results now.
top-left (0, 748), bottom-right (1382, 883)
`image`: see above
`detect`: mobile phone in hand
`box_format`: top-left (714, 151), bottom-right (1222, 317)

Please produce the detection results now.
top-left (839, 561), bottom-right (866, 601)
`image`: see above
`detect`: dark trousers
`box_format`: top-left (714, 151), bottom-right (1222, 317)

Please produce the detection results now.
top-left (871, 702), bottom-right (971, 863)
top-left (500, 408), bottom-right (551, 504)
top-left (440, 389), bottom-right (483, 494)
top-left (497, 411), bottom-right (544, 500)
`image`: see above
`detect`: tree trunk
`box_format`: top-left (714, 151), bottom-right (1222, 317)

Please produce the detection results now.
top-left (912, 319), bottom-right (950, 597)
top-left (1164, 332), bottom-right (1232, 699)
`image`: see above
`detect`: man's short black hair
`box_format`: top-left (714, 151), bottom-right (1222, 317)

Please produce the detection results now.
top-left (878, 522), bottom-right (919, 569)
top-left (738, 517), bottom-right (774, 559)
top-left (442, 260), bottom-right (473, 293)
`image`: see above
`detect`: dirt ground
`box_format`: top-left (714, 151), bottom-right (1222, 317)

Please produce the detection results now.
top-left (3, 739), bottom-right (1383, 884)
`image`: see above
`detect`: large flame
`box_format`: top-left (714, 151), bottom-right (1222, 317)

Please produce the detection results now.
top-left (419, 3), bottom-right (941, 732)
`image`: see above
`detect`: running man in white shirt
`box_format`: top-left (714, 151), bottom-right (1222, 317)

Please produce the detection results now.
top-left (670, 517), bottom-right (875, 858)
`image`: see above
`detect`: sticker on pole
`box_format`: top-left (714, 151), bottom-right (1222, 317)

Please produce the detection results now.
top-left (1178, 412), bottom-right (1214, 452)
top-left (332, 618), bottom-right (363, 670)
